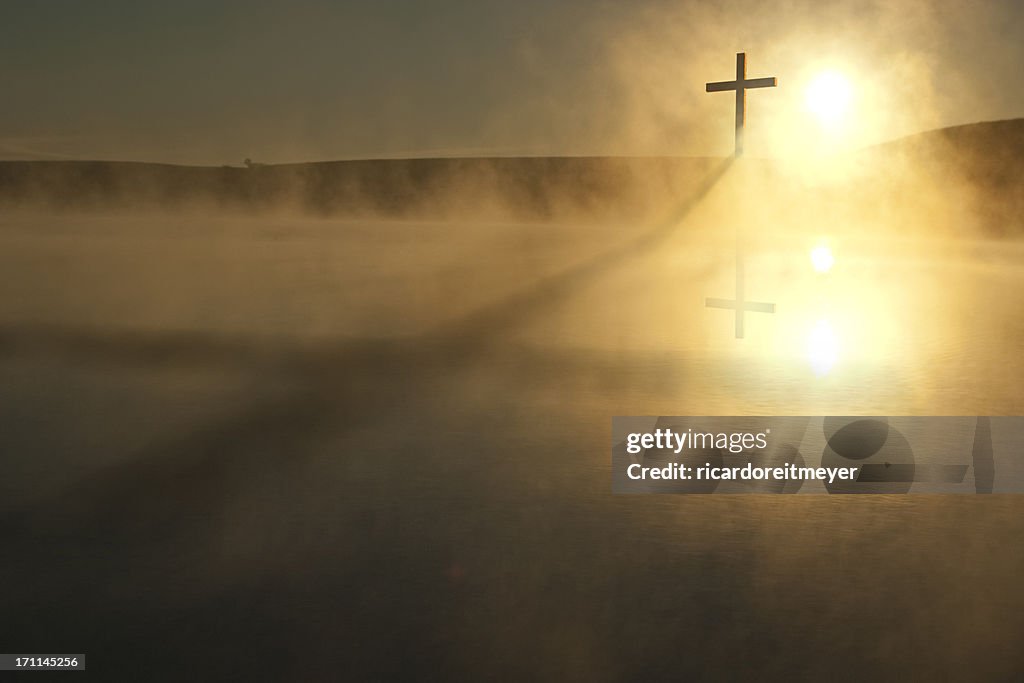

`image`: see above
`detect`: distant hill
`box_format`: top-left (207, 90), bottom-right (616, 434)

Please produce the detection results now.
top-left (0, 119), bottom-right (1021, 233)
top-left (866, 119), bottom-right (1024, 235)
top-left (0, 155), bottom-right (725, 223)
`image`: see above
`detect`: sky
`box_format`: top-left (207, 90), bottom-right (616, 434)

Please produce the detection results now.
top-left (0, 0), bottom-right (1021, 164)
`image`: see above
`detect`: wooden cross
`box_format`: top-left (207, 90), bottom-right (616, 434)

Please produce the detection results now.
top-left (705, 52), bottom-right (777, 157)
top-left (704, 52), bottom-right (777, 338)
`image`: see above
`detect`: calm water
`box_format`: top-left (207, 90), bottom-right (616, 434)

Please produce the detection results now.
top-left (0, 211), bottom-right (1022, 680)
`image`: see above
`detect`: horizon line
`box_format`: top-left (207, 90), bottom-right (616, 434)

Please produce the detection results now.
top-left (0, 116), bottom-right (1018, 168)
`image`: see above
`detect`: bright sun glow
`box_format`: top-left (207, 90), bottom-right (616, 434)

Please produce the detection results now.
top-left (810, 244), bottom-right (834, 273)
top-left (807, 320), bottom-right (839, 376)
top-left (805, 71), bottom-right (852, 127)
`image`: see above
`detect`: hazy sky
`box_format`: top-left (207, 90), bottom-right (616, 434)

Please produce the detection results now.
top-left (1, 0), bottom-right (1021, 163)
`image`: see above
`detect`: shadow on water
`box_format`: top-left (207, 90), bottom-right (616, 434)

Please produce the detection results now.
top-left (0, 157), bottom-right (735, 530)
top-left (0, 161), bottom-right (769, 678)
top-left (429, 157), bottom-right (734, 349)
top-left (2, 152), bottom-right (1024, 680)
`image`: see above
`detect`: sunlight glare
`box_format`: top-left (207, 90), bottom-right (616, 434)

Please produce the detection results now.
top-left (805, 71), bottom-right (852, 128)
top-left (807, 319), bottom-right (839, 376)
top-left (810, 244), bottom-right (835, 273)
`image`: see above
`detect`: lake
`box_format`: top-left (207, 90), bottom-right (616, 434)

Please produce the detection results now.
top-left (0, 210), bottom-right (1022, 679)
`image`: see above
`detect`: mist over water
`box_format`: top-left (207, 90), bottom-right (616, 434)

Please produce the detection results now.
top-left (1, 121), bottom-right (1023, 679)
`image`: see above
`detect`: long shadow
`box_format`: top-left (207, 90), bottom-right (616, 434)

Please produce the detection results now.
top-left (0, 158), bottom-right (735, 543)
top-left (0, 157), bottom-right (745, 676)
top-left (428, 157), bottom-right (734, 351)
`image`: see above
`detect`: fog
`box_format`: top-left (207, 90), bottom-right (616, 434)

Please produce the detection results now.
top-left (1, 0), bottom-right (1023, 678)
top-left (1, 117), bottom-right (1024, 677)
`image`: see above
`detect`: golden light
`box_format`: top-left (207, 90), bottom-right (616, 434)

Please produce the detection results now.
top-left (805, 71), bottom-right (852, 128)
top-left (810, 244), bottom-right (835, 273)
top-left (807, 319), bottom-right (838, 376)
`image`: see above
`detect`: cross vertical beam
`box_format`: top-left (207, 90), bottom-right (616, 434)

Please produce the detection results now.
top-left (735, 52), bottom-right (746, 156)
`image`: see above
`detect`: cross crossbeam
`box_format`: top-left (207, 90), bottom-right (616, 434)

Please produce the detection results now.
top-left (705, 299), bottom-right (775, 313)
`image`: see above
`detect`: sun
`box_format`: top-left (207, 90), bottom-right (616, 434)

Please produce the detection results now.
top-left (805, 71), bottom-right (852, 128)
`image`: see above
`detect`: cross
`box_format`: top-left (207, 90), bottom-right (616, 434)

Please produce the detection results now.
top-left (704, 52), bottom-right (777, 338)
top-left (705, 52), bottom-right (777, 157)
